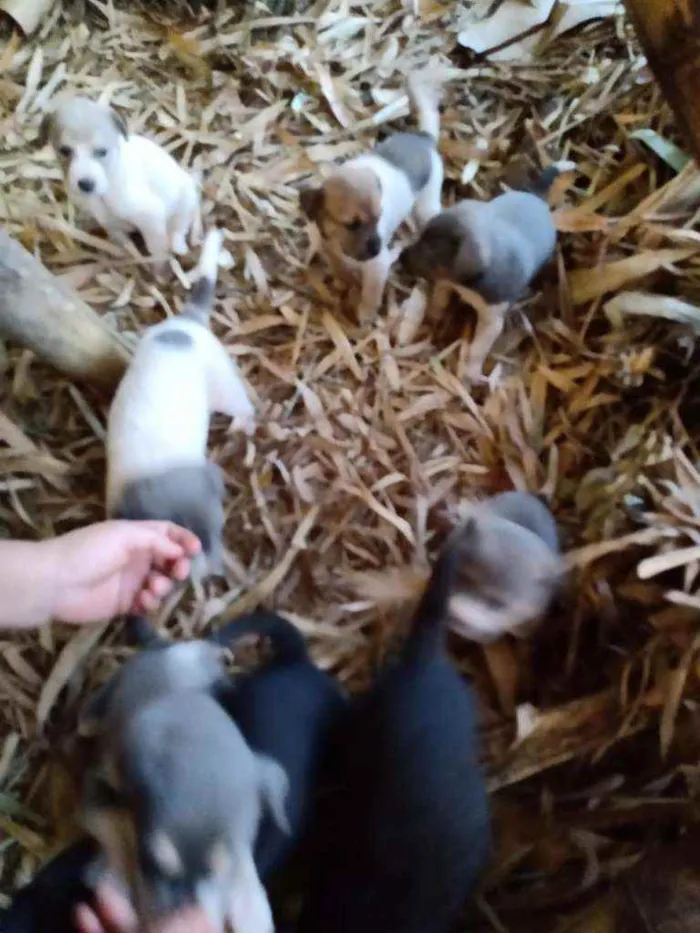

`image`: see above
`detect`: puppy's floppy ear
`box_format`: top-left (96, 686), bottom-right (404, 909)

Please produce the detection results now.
top-left (300, 186), bottom-right (325, 221)
top-left (37, 112), bottom-right (55, 148)
top-left (109, 107), bottom-right (128, 139)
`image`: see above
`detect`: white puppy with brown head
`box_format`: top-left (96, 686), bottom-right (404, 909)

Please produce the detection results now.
top-left (401, 162), bottom-right (575, 380)
top-left (300, 69), bottom-right (445, 323)
top-left (106, 230), bottom-right (255, 581)
top-left (40, 96), bottom-right (201, 264)
top-left (81, 639), bottom-right (289, 933)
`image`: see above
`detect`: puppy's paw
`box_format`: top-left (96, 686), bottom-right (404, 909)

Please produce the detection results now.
top-left (357, 298), bottom-right (380, 325)
top-left (463, 362), bottom-right (487, 384)
top-left (233, 413), bottom-right (257, 437)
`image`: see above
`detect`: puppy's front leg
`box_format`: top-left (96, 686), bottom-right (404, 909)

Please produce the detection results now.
top-left (356, 247), bottom-right (395, 324)
top-left (134, 205), bottom-right (170, 273)
top-left (464, 302), bottom-right (508, 382)
top-left (427, 279), bottom-right (453, 321)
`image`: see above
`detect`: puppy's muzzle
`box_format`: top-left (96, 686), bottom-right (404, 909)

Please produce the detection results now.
top-left (358, 234), bottom-right (381, 262)
top-left (78, 178), bottom-right (96, 194)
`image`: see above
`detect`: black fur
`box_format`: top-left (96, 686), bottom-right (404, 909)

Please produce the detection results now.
top-left (0, 838), bottom-right (99, 933)
top-left (210, 610), bottom-right (347, 877)
top-left (298, 548), bottom-right (491, 933)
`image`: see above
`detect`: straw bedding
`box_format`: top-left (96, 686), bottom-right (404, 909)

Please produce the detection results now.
top-left (2, 0), bottom-right (700, 928)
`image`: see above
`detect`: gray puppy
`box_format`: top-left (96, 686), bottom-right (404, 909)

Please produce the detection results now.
top-left (446, 491), bottom-right (564, 643)
top-left (81, 641), bottom-right (288, 933)
top-left (401, 162), bottom-right (574, 380)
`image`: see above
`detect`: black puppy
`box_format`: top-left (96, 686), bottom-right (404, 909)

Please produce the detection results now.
top-left (209, 610), bottom-right (347, 878)
top-left (0, 839), bottom-right (99, 933)
top-left (2, 611), bottom-right (345, 932)
top-left (298, 547), bottom-right (492, 933)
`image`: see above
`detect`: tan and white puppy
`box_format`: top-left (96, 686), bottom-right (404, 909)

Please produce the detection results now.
top-left (40, 96), bottom-right (201, 262)
top-left (106, 230), bottom-right (255, 581)
top-left (300, 70), bottom-right (445, 323)
top-left (401, 162), bottom-right (575, 380)
top-left (81, 640), bottom-right (288, 933)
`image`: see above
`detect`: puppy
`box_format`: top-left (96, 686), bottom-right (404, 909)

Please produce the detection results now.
top-left (297, 546), bottom-right (491, 933)
top-left (401, 162), bottom-right (574, 380)
top-left (446, 491), bottom-right (564, 643)
top-left (40, 96), bottom-right (201, 263)
top-left (81, 637), bottom-right (288, 933)
top-left (210, 610), bottom-right (347, 880)
top-left (0, 838), bottom-right (100, 933)
top-left (300, 69), bottom-right (444, 323)
top-left (106, 229), bottom-right (255, 581)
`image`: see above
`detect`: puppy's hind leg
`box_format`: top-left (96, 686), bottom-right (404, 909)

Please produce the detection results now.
top-left (206, 341), bottom-right (257, 435)
top-left (227, 852), bottom-right (274, 933)
top-left (135, 204), bottom-right (170, 273)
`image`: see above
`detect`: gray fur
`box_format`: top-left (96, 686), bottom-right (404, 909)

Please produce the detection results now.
top-left (154, 328), bottom-right (194, 348)
top-left (180, 275), bottom-right (215, 325)
top-left (485, 491), bottom-right (560, 553)
top-left (374, 131), bottom-right (435, 193)
top-left (445, 493), bottom-right (565, 643)
top-left (401, 190), bottom-right (557, 305)
top-left (82, 649), bottom-right (288, 927)
top-left (112, 462), bottom-right (225, 579)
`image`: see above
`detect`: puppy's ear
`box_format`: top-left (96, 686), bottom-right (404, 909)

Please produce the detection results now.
top-left (37, 112), bottom-right (55, 148)
top-left (109, 108), bottom-right (128, 139)
top-left (300, 186), bottom-right (325, 221)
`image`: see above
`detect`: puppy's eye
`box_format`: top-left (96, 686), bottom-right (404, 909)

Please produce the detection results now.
top-left (94, 147), bottom-right (108, 158)
top-left (347, 219), bottom-right (363, 231)
top-left (58, 145), bottom-right (72, 158)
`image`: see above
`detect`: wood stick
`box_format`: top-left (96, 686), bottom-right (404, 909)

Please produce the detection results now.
top-left (623, 0), bottom-right (700, 163)
top-left (0, 229), bottom-right (128, 387)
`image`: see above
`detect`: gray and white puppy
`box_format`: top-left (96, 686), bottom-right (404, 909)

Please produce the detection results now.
top-left (446, 491), bottom-right (564, 643)
top-left (40, 96), bottom-right (201, 261)
top-left (107, 229), bottom-right (256, 582)
top-left (81, 640), bottom-right (288, 933)
top-left (401, 162), bottom-right (574, 380)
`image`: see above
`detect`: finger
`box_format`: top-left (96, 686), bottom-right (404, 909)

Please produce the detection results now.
top-left (74, 904), bottom-right (105, 933)
top-left (134, 588), bottom-right (160, 613)
top-left (135, 522), bottom-right (202, 559)
top-left (145, 572), bottom-right (174, 600)
top-left (93, 883), bottom-right (138, 932)
top-left (171, 556), bottom-right (192, 582)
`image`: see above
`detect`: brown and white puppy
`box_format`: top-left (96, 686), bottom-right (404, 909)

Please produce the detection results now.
top-left (106, 230), bottom-right (255, 581)
top-left (40, 96), bottom-right (201, 263)
top-left (81, 640), bottom-right (289, 933)
top-left (300, 69), bottom-right (445, 323)
top-left (401, 161), bottom-right (574, 380)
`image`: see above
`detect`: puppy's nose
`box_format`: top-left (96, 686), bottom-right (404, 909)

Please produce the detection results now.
top-left (365, 234), bottom-right (381, 259)
top-left (78, 178), bottom-right (95, 194)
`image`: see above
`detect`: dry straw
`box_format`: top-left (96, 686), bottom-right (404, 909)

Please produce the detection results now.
top-left (2, 0), bottom-right (700, 927)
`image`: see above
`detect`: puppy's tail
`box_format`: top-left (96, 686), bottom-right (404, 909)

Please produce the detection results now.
top-left (527, 160), bottom-right (576, 200)
top-left (407, 69), bottom-right (444, 141)
top-left (181, 228), bottom-right (223, 326)
top-left (402, 543), bottom-right (459, 660)
top-left (210, 609), bottom-right (310, 666)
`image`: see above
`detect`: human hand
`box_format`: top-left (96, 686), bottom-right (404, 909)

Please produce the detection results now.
top-left (41, 520), bottom-right (201, 625)
top-left (74, 884), bottom-right (214, 933)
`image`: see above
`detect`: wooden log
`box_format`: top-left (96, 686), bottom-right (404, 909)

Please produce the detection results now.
top-left (0, 229), bottom-right (128, 387)
top-left (623, 0), bottom-right (700, 164)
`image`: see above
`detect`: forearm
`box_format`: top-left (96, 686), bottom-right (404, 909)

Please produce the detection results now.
top-left (0, 539), bottom-right (56, 630)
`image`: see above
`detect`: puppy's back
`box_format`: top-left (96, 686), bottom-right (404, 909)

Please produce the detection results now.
top-left (300, 552), bottom-right (490, 933)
